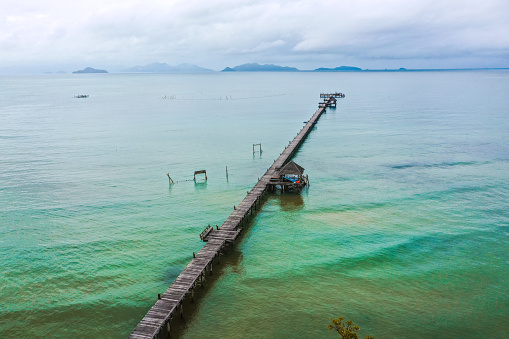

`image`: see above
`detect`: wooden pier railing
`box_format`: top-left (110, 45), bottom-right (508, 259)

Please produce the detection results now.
top-left (129, 94), bottom-right (342, 338)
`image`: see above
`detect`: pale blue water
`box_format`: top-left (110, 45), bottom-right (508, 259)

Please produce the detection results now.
top-left (1, 71), bottom-right (508, 338)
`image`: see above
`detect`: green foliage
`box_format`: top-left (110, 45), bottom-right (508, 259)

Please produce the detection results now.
top-left (328, 316), bottom-right (374, 339)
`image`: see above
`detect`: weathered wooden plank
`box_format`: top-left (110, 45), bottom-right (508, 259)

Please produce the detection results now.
top-left (129, 333), bottom-right (152, 339)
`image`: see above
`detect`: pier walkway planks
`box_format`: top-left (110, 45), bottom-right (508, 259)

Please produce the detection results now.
top-left (129, 96), bottom-right (337, 339)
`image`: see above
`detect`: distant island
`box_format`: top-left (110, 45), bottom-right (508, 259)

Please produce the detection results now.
top-left (314, 66), bottom-right (363, 72)
top-left (123, 62), bottom-right (214, 73)
top-left (73, 67), bottom-right (108, 74)
top-left (220, 63), bottom-right (400, 72)
top-left (222, 63), bottom-right (299, 72)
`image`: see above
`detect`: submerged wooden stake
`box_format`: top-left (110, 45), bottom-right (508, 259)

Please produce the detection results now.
top-left (167, 173), bottom-right (175, 185)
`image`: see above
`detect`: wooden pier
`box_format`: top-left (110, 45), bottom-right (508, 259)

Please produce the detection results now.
top-left (320, 92), bottom-right (345, 98)
top-left (129, 94), bottom-right (342, 339)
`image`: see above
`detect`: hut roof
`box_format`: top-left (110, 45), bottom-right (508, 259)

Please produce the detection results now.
top-left (279, 161), bottom-right (305, 175)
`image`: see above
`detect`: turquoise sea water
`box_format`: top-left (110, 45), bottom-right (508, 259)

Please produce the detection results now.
top-left (1, 71), bottom-right (508, 338)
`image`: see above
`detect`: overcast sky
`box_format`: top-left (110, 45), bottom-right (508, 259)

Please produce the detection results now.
top-left (1, 0), bottom-right (508, 72)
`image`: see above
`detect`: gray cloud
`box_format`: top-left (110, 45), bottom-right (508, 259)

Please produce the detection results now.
top-left (1, 0), bottom-right (508, 72)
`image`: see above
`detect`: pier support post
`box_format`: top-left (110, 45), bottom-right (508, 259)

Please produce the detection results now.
top-left (253, 143), bottom-right (263, 154)
top-left (194, 170), bottom-right (207, 182)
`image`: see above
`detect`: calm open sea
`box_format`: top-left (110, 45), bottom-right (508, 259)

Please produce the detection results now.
top-left (1, 71), bottom-right (508, 338)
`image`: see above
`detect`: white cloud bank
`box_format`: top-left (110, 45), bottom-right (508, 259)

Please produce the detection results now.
top-left (1, 0), bottom-right (508, 72)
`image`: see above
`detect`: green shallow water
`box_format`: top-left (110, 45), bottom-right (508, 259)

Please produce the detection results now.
top-left (1, 71), bottom-right (508, 338)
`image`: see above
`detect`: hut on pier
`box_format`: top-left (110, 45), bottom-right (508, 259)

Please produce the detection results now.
top-left (270, 160), bottom-right (308, 191)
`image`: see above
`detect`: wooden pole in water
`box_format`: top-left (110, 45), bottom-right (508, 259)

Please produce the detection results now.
top-left (226, 166), bottom-right (229, 179)
top-left (167, 173), bottom-right (175, 185)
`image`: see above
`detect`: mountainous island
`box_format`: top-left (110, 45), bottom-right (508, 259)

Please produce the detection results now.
top-left (222, 63), bottom-right (299, 72)
top-left (123, 62), bottom-right (214, 73)
top-left (73, 67), bottom-right (108, 74)
top-left (314, 66), bottom-right (363, 72)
